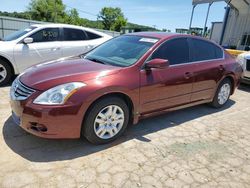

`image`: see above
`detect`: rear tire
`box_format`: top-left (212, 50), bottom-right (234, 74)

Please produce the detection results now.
top-left (82, 97), bottom-right (129, 144)
top-left (211, 78), bottom-right (232, 108)
top-left (0, 60), bottom-right (13, 86)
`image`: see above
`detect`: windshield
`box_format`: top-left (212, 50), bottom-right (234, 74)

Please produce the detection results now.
top-left (3, 26), bottom-right (37, 41)
top-left (85, 35), bottom-right (159, 67)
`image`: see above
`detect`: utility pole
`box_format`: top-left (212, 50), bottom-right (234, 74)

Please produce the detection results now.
top-left (54, 0), bottom-right (57, 22)
top-left (203, 3), bottom-right (213, 37)
top-left (189, 5), bottom-right (196, 33)
top-left (243, 3), bottom-right (250, 50)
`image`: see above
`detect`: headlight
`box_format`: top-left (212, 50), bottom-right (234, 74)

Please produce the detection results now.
top-left (33, 82), bottom-right (86, 105)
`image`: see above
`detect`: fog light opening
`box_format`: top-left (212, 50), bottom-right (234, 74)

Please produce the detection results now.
top-left (30, 122), bottom-right (47, 132)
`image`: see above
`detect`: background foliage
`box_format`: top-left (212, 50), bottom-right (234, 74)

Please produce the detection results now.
top-left (0, 0), bottom-right (158, 32)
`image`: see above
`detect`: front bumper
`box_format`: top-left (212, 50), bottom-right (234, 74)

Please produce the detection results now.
top-left (10, 98), bottom-right (84, 139)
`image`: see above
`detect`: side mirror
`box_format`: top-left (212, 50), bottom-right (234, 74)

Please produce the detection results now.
top-left (145, 58), bottom-right (169, 69)
top-left (23, 37), bottom-right (33, 44)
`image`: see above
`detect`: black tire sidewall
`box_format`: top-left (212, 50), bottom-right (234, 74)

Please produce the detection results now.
top-left (82, 97), bottom-right (129, 144)
top-left (212, 78), bottom-right (232, 108)
top-left (0, 60), bottom-right (12, 86)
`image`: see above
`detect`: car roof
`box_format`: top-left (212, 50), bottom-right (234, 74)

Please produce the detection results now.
top-left (126, 32), bottom-right (190, 39)
top-left (31, 23), bottom-right (88, 29)
top-left (30, 23), bottom-right (111, 37)
top-left (126, 32), bottom-right (223, 48)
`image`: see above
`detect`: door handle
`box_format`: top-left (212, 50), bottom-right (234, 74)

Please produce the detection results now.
top-left (219, 65), bottom-right (225, 71)
top-left (184, 72), bottom-right (193, 79)
top-left (87, 45), bottom-right (94, 49)
top-left (51, 47), bottom-right (60, 51)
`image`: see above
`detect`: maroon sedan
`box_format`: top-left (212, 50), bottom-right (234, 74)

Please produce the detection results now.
top-left (10, 32), bottom-right (242, 144)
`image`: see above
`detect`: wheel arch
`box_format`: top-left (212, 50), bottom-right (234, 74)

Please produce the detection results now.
top-left (0, 55), bottom-right (16, 75)
top-left (223, 74), bottom-right (236, 95)
top-left (81, 92), bottom-right (135, 132)
top-left (213, 74), bottom-right (236, 100)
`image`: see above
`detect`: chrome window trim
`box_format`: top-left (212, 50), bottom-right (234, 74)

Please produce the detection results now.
top-left (142, 36), bottom-right (225, 69)
top-left (169, 57), bottom-right (225, 68)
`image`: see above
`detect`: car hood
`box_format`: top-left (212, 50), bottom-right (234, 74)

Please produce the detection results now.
top-left (19, 56), bottom-right (121, 90)
top-left (0, 41), bottom-right (15, 49)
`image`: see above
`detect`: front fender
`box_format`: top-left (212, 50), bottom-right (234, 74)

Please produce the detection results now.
top-left (81, 85), bottom-right (137, 110)
top-left (0, 52), bottom-right (19, 74)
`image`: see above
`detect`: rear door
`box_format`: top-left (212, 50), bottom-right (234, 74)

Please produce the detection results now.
top-left (61, 28), bottom-right (104, 57)
top-left (13, 27), bottom-right (62, 72)
top-left (188, 38), bottom-right (225, 102)
top-left (140, 38), bottom-right (194, 114)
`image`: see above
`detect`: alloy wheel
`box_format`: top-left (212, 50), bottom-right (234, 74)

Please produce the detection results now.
top-left (0, 64), bottom-right (7, 83)
top-left (94, 105), bottom-right (125, 139)
top-left (218, 83), bottom-right (231, 105)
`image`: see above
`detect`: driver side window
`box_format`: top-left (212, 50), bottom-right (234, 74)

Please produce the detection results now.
top-left (30, 28), bottom-right (60, 43)
top-left (151, 38), bottom-right (190, 65)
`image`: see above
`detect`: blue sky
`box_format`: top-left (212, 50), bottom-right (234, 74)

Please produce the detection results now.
top-left (0, 0), bottom-right (227, 32)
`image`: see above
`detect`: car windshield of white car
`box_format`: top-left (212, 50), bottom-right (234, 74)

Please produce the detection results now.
top-left (84, 35), bottom-right (159, 67)
top-left (3, 26), bottom-right (37, 41)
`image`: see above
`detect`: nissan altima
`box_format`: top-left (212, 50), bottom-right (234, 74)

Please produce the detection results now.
top-left (10, 32), bottom-right (242, 144)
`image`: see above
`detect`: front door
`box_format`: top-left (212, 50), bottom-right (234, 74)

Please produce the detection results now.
top-left (14, 27), bottom-right (62, 72)
top-left (139, 38), bottom-right (194, 114)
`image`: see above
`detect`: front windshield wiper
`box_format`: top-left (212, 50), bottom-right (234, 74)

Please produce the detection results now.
top-left (84, 56), bottom-right (107, 65)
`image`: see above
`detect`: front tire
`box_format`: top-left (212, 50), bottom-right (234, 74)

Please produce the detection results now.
top-left (211, 78), bottom-right (232, 108)
top-left (0, 60), bottom-right (13, 86)
top-left (82, 97), bottom-right (129, 144)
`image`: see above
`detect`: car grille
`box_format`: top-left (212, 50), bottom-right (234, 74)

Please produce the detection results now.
top-left (10, 78), bottom-right (35, 100)
top-left (246, 59), bottom-right (250, 71)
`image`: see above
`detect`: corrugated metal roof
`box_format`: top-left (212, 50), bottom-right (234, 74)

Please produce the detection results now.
top-left (192, 0), bottom-right (250, 13)
top-left (229, 0), bottom-right (250, 12)
top-left (192, 0), bottom-right (224, 5)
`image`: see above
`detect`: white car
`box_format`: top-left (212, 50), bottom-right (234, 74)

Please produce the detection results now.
top-left (0, 24), bottom-right (112, 86)
top-left (237, 52), bottom-right (250, 84)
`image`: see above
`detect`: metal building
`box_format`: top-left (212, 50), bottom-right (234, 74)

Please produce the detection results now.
top-left (0, 16), bottom-right (44, 39)
top-left (0, 16), bottom-right (120, 39)
top-left (210, 21), bottom-right (223, 44)
top-left (190, 0), bottom-right (250, 50)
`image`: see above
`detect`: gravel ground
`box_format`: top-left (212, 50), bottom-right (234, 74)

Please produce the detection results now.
top-left (0, 84), bottom-right (250, 188)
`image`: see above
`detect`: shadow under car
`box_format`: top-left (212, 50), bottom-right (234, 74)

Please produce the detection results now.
top-left (3, 100), bottom-right (235, 162)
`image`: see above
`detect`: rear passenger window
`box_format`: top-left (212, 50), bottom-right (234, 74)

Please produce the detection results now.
top-left (191, 39), bottom-right (223, 61)
top-left (63, 28), bottom-right (87, 41)
top-left (151, 38), bottom-right (190, 65)
top-left (215, 45), bottom-right (223, 58)
top-left (85, 31), bottom-right (102, 40)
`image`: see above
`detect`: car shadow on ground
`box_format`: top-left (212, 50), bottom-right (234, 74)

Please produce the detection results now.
top-left (3, 100), bottom-right (235, 162)
top-left (238, 83), bottom-right (250, 92)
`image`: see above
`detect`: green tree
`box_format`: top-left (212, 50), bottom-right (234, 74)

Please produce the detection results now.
top-left (162, 28), bottom-right (171, 32)
top-left (98, 7), bottom-right (127, 31)
top-left (66, 8), bottom-right (81, 25)
top-left (0, 11), bottom-right (31, 19)
top-left (28, 0), bottom-right (67, 22)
